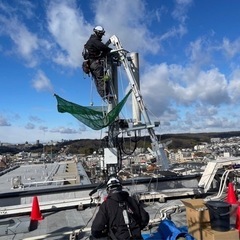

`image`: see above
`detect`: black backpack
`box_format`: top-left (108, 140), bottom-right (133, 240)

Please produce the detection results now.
top-left (82, 45), bottom-right (90, 60)
top-left (109, 201), bottom-right (141, 240)
top-left (82, 60), bottom-right (90, 75)
top-left (82, 45), bottom-right (91, 75)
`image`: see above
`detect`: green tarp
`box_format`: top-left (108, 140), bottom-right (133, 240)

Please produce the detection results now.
top-left (54, 90), bottom-right (132, 130)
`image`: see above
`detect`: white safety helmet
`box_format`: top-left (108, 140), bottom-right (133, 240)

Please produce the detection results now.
top-left (107, 177), bottom-right (122, 193)
top-left (93, 25), bottom-right (105, 37)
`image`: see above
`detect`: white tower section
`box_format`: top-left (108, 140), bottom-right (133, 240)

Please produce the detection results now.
top-left (129, 53), bottom-right (141, 125)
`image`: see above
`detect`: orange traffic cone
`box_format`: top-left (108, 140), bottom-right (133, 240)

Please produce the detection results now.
top-left (236, 206), bottom-right (240, 230)
top-left (30, 196), bottom-right (43, 220)
top-left (226, 182), bottom-right (238, 204)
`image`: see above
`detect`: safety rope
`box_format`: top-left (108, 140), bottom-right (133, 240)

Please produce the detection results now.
top-left (90, 77), bottom-right (94, 106)
top-left (75, 196), bottom-right (101, 240)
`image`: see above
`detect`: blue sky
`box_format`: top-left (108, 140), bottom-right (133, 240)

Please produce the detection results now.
top-left (1, 0), bottom-right (240, 144)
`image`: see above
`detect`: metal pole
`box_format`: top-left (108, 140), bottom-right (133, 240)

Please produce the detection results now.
top-left (129, 53), bottom-right (141, 125)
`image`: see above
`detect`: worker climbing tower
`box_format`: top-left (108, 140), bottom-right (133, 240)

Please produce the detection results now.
top-left (55, 35), bottom-right (170, 177)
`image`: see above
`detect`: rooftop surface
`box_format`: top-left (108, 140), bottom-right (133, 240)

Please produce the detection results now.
top-left (0, 161), bottom-right (91, 193)
top-left (0, 161), bottom-right (235, 240)
top-left (0, 198), bottom-right (187, 240)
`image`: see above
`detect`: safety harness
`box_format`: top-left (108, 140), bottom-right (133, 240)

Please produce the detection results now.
top-left (109, 201), bottom-right (139, 240)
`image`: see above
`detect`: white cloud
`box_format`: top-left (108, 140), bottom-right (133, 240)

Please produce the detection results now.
top-left (92, 0), bottom-right (161, 55)
top-left (228, 69), bottom-right (240, 102)
top-left (0, 115), bottom-right (11, 126)
top-left (155, 6), bottom-right (167, 23)
top-left (140, 62), bottom-right (231, 131)
top-left (195, 105), bottom-right (218, 117)
top-left (0, 1), bottom-right (41, 67)
top-left (32, 70), bottom-right (54, 93)
top-left (39, 126), bottom-right (48, 132)
top-left (29, 116), bottom-right (44, 123)
top-left (50, 127), bottom-right (79, 134)
top-left (25, 123), bottom-right (35, 130)
top-left (172, 0), bottom-right (193, 24)
top-left (17, 0), bottom-right (35, 19)
top-left (222, 38), bottom-right (240, 58)
top-left (141, 63), bottom-right (174, 115)
top-left (46, 0), bottom-right (91, 68)
top-left (1, 17), bottom-right (39, 66)
top-left (160, 24), bottom-right (187, 41)
top-left (186, 37), bottom-right (212, 65)
top-left (177, 68), bottom-right (230, 105)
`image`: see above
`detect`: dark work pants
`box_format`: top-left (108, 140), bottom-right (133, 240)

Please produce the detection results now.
top-left (90, 59), bottom-right (109, 98)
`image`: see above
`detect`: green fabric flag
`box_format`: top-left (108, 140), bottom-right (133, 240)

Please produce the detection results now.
top-left (54, 90), bottom-right (132, 130)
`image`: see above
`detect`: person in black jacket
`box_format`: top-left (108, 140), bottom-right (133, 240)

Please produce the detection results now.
top-left (84, 26), bottom-right (112, 99)
top-left (91, 177), bottom-right (149, 240)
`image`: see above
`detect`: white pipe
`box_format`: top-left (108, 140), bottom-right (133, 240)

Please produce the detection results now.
top-left (129, 52), bottom-right (141, 124)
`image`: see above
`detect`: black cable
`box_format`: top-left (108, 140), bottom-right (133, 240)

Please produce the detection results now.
top-left (119, 132), bottom-right (138, 155)
top-left (89, 182), bottom-right (106, 196)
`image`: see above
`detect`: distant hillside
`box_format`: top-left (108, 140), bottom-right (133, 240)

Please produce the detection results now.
top-left (1, 131), bottom-right (240, 155)
top-left (161, 131), bottom-right (240, 149)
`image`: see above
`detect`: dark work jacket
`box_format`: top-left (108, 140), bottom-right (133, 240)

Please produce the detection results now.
top-left (91, 191), bottom-right (149, 240)
top-left (85, 34), bottom-right (112, 60)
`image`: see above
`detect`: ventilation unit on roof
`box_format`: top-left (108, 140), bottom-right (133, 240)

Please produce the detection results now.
top-left (11, 176), bottom-right (23, 189)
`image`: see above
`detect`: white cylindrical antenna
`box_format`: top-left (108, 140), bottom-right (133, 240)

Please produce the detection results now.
top-left (129, 52), bottom-right (141, 125)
